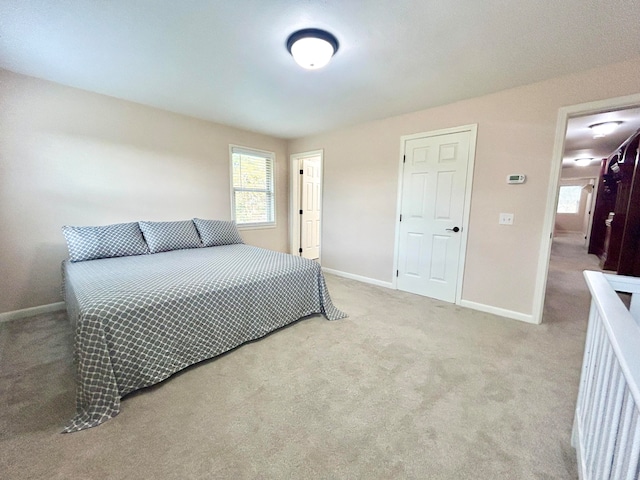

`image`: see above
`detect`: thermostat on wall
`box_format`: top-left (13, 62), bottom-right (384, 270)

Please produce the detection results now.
top-left (507, 174), bottom-right (526, 184)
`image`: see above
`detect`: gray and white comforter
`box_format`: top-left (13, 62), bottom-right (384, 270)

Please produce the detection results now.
top-left (62, 244), bottom-right (346, 432)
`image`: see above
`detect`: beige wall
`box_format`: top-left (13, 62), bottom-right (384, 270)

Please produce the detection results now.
top-left (0, 69), bottom-right (288, 314)
top-left (289, 56), bottom-right (640, 318)
top-left (561, 164), bottom-right (601, 179)
top-left (555, 181), bottom-right (592, 234)
top-left (3, 57), bottom-right (640, 318)
top-left (555, 165), bottom-right (601, 234)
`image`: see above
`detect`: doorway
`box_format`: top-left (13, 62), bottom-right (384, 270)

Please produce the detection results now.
top-left (555, 177), bottom-right (597, 245)
top-left (393, 125), bottom-right (477, 303)
top-left (534, 93), bottom-right (640, 324)
top-left (289, 150), bottom-right (323, 260)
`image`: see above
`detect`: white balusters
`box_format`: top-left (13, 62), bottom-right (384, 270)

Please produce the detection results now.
top-left (574, 271), bottom-right (640, 480)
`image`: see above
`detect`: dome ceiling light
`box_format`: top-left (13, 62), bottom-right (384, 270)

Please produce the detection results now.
top-left (287, 29), bottom-right (339, 70)
top-left (589, 121), bottom-right (623, 138)
top-left (575, 157), bottom-right (594, 167)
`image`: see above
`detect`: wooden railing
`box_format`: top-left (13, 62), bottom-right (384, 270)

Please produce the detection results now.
top-left (573, 271), bottom-right (640, 479)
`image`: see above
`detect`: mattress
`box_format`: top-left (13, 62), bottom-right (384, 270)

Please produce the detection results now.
top-left (62, 244), bottom-right (346, 432)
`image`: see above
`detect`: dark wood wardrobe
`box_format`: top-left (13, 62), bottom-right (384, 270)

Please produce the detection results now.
top-left (589, 129), bottom-right (640, 274)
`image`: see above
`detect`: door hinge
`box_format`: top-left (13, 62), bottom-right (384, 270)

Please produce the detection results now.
top-left (299, 248), bottom-right (303, 253)
top-left (400, 214), bottom-right (402, 222)
top-left (396, 270), bottom-right (399, 277)
top-left (300, 169), bottom-right (303, 175)
top-left (299, 209), bottom-right (303, 215)
top-left (403, 155), bottom-right (406, 163)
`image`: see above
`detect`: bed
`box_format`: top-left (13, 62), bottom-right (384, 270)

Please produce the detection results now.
top-left (61, 219), bottom-right (345, 432)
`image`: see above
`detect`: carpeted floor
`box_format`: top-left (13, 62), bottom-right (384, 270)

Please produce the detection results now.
top-left (0, 235), bottom-right (600, 479)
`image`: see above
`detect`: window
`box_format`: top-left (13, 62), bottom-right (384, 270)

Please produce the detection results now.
top-left (557, 185), bottom-right (582, 214)
top-left (230, 146), bottom-right (275, 227)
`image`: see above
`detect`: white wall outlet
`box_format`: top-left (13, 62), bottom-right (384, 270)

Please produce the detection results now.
top-left (499, 213), bottom-right (514, 225)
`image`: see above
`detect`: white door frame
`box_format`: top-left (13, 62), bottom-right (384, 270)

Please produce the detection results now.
top-left (289, 150), bottom-right (324, 257)
top-left (585, 177), bottom-right (599, 247)
top-left (533, 92), bottom-right (640, 324)
top-left (392, 124), bottom-right (478, 304)
top-left (556, 175), bottom-right (598, 241)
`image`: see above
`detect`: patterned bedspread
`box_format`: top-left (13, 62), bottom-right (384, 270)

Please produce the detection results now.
top-left (62, 244), bottom-right (346, 432)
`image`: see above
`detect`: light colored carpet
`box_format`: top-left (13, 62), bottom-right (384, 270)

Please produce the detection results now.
top-left (1, 236), bottom-right (600, 479)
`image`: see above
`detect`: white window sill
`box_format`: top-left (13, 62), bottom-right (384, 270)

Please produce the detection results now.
top-left (237, 223), bottom-right (277, 231)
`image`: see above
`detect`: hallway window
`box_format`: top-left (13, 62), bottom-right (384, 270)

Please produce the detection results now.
top-left (230, 145), bottom-right (275, 227)
top-left (557, 185), bottom-right (582, 214)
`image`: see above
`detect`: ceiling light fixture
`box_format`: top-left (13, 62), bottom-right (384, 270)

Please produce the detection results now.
top-left (575, 157), bottom-right (594, 167)
top-left (589, 121), bottom-right (622, 138)
top-left (287, 28), bottom-right (339, 70)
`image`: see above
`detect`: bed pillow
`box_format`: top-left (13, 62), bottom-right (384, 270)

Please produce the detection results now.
top-left (193, 218), bottom-right (244, 247)
top-left (62, 222), bottom-right (149, 262)
top-left (138, 220), bottom-right (202, 253)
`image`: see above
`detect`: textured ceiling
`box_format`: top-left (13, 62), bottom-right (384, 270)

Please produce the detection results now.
top-left (563, 107), bottom-right (640, 169)
top-left (1, 0), bottom-right (639, 139)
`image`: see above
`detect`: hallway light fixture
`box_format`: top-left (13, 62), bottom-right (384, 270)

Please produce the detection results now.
top-left (574, 157), bottom-right (594, 167)
top-left (589, 121), bottom-right (622, 138)
top-left (287, 29), bottom-right (339, 70)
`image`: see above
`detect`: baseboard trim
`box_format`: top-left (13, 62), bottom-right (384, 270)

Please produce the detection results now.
top-left (0, 302), bottom-right (66, 323)
top-left (459, 299), bottom-right (537, 324)
top-left (322, 268), bottom-right (394, 289)
top-left (322, 269), bottom-right (537, 323)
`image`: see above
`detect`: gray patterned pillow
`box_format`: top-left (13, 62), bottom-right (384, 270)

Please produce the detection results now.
top-left (138, 220), bottom-right (202, 253)
top-left (62, 222), bottom-right (149, 262)
top-left (193, 218), bottom-right (244, 247)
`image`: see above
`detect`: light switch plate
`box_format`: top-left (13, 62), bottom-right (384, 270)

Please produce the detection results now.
top-left (499, 213), bottom-right (514, 225)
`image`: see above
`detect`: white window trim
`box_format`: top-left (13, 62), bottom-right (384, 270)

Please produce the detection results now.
top-left (229, 145), bottom-right (276, 229)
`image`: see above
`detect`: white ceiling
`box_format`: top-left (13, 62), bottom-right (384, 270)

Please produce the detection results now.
top-left (563, 108), bottom-right (640, 169)
top-left (1, 0), bottom-right (640, 139)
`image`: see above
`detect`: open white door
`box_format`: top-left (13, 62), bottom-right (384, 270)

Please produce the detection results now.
top-left (290, 150), bottom-right (323, 259)
top-left (396, 127), bottom-right (475, 303)
top-left (300, 156), bottom-right (321, 259)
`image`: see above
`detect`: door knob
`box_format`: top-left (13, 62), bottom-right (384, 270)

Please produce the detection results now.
top-left (446, 226), bottom-right (460, 232)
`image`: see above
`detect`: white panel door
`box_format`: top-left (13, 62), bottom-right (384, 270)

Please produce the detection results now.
top-left (397, 131), bottom-right (471, 302)
top-left (301, 156), bottom-right (321, 260)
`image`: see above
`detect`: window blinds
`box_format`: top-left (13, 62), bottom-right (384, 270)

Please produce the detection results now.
top-left (231, 147), bottom-right (275, 226)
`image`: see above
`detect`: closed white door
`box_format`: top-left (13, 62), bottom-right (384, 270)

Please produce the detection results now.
top-left (397, 130), bottom-right (472, 302)
top-left (301, 156), bottom-right (321, 260)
